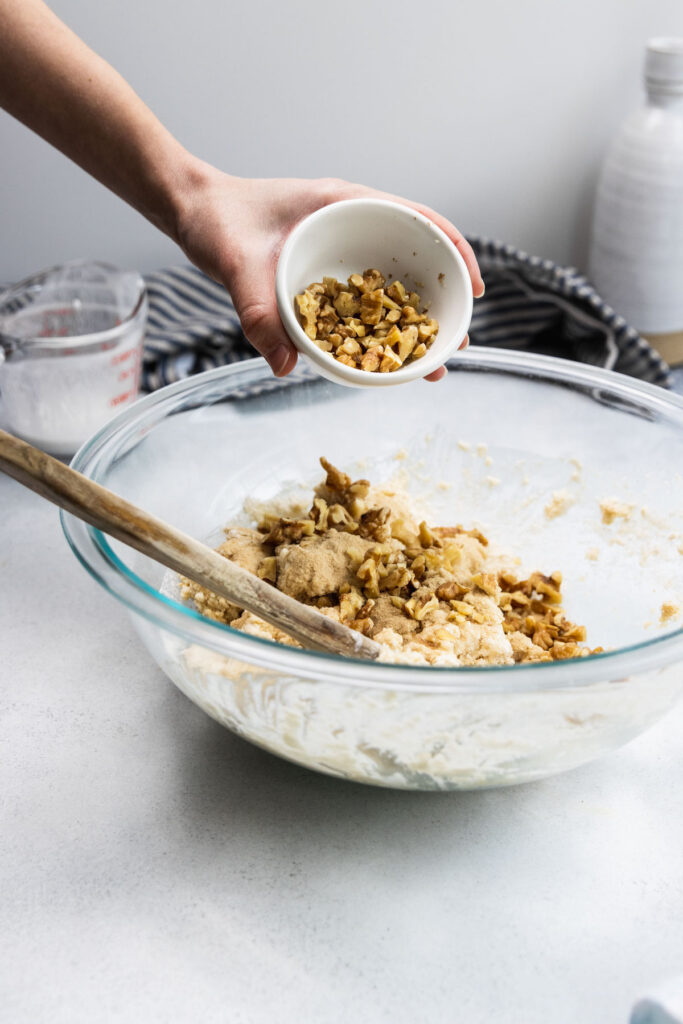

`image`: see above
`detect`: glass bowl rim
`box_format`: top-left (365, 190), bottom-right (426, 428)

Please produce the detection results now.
top-left (61, 348), bottom-right (683, 694)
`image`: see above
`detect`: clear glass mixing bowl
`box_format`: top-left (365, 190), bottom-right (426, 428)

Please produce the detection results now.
top-left (62, 350), bottom-right (683, 790)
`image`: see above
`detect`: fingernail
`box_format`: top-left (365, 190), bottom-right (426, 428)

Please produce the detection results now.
top-left (270, 344), bottom-right (291, 376)
top-left (475, 281), bottom-right (485, 299)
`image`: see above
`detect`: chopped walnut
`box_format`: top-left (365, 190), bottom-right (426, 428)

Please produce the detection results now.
top-left (295, 290), bottom-right (320, 340)
top-left (400, 305), bottom-right (424, 325)
top-left (334, 291), bottom-right (360, 317)
top-left (380, 347), bottom-right (402, 373)
top-left (398, 326), bottom-right (419, 363)
top-left (294, 269), bottom-right (439, 373)
top-left (360, 348), bottom-right (382, 372)
top-left (360, 289), bottom-right (384, 326)
top-left (184, 457), bottom-right (600, 665)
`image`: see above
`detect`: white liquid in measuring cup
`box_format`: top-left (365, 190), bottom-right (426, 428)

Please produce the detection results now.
top-left (0, 292), bottom-right (146, 455)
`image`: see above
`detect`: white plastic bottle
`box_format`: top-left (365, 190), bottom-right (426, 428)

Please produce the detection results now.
top-left (589, 38), bottom-right (683, 365)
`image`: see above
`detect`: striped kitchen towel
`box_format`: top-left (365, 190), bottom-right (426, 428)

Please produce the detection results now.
top-left (141, 237), bottom-right (672, 391)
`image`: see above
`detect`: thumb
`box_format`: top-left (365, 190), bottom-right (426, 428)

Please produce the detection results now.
top-left (228, 257), bottom-right (298, 377)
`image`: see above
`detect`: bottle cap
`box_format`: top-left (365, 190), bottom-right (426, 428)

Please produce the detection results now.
top-left (646, 37), bottom-right (683, 95)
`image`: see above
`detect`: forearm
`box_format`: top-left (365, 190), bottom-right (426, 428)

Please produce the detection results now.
top-left (0, 0), bottom-right (199, 240)
top-left (0, 0), bottom-right (481, 379)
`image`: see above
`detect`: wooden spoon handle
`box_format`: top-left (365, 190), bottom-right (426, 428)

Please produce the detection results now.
top-left (0, 429), bottom-right (380, 660)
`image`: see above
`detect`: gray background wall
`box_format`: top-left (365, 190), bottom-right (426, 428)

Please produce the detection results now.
top-left (1, 0), bottom-right (682, 283)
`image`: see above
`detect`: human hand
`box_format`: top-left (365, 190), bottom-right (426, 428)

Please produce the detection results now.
top-left (173, 165), bottom-right (484, 381)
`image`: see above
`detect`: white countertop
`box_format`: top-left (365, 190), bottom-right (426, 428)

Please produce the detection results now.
top-left (3, 379), bottom-right (683, 1024)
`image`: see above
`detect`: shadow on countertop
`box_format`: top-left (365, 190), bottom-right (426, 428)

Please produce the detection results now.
top-left (157, 677), bottom-right (608, 875)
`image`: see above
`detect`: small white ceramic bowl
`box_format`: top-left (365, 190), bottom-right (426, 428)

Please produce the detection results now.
top-left (275, 198), bottom-right (473, 387)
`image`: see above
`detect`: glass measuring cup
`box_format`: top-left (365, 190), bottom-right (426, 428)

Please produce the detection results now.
top-left (0, 260), bottom-right (147, 455)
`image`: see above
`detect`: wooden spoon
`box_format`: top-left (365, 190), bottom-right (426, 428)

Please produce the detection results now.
top-left (0, 429), bottom-right (381, 661)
